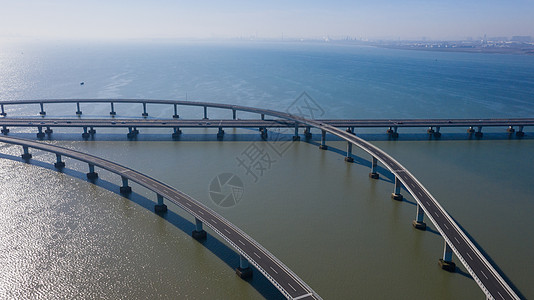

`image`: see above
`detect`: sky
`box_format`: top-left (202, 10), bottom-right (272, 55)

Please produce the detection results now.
top-left (1, 0), bottom-right (533, 41)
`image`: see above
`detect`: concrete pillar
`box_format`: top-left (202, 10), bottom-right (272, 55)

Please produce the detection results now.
top-left (507, 126), bottom-right (515, 133)
top-left (439, 240), bottom-right (456, 272)
top-left (467, 126), bottom-right (475, 134)
top-left (260, 127), bottom-right (268, 139)
top-left (386, 126), bottom-right (398, 138)
top-left (516, 125), bottom-right (525, 137)
top-left (45, 126), bottom-right (53, 135)
top-left (192, 217), bottom-right (207, 240)
top-left (369, 156), bottom-right (379, 179)
top-left (142, 102), bottom-right (148, 117)
top-left (76, 102), bottom-right (82, 115)
top-left (236, 254), bottom-right (253, 279)
top-left (412, 204), bottom-right (426, 230)
top-left (475, 126), bottom-right (483, 138)
top-left (127, 127), bottom-right (138, 139)
top-left (36, 126), bottom-right (45, 139)
top-left (217, 127), bottom-right (225, 139)
top-left (434, 126), bottom-right (442, 138)
top-left (1, 125), bottom-right (9, 135)
top-left (39, 102), bottom-right (46, 115)
top-left (232, 109), bottom-right (236, 120)
top-left (293, 123), bottom-right (300, 141)
top-left (110, 102), bottom-right (116, 116)
top-left (54, 154), bottom-right (65, 169)
top-left (304, 126), bottom-right (312, 139)
top-left (88, 127), bottom-right (96, 135)
top-left (21, 146), bottom-right (32, 160)
top-left (319, 130), bottom-right (328, 150)
top-left (261, 113), bottom-right (265, 120)
top-left (82, 127), bottom-right (90, 139)
top-left (154, 193), bottom-right (167, 213)
top-left (173, 104), bottom-right (179, 118)
top-left (345, 142), bottom-right (354, 162)
top-left (120, 176), bottom-right (132, 194)
top-left (203, 106), bottom-right (208, 120)
top-left (0, 104), bottom-right (6, 116)
top-left (172, 127), bottom-right (182, 139)
top-left (87, 164), bottom-right (98, 180)
top-left (427, 126), bottom-right (435, 134)
top-left (391, 176), bottom-right (403, 201)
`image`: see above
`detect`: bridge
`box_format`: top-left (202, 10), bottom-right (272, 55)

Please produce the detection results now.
top-left (0, 98), bottom-right (524, 300)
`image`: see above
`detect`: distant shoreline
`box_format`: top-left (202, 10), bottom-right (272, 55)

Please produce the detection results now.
top-left (372, 44), bottom-right (534, 56)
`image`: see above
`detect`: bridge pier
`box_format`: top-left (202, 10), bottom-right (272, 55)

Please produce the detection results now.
top-left (346, 127), bottom-right (354, 134)
top-left (260, 113), bottom-right (265, 120)
top-left (293, 123), bottom-right (300, 141)
top-left (217, 127), bottom-right (225, 139)
top-left (369, 156), bottom-right (379, 179)
top-left (36, 126), bottom-right (45, 139)
top-left (154, 193), bottom-right (167, 213)
top-left (439, 241), bottom-right (456, 272)
top-left (304, 126), bottom-right (312, 139)
top-left (110, 102), bottom-right (116, 116)
top-left (173, 104), bottom-right (179, 118)
top-left (192, 218), bottom-right (207, 240)
top-left (21, 146), bottom-right (32, 160)
top-left (76, 102), bottom-right (82, 115)
top-left (387, 126), bottom-right (399, 138)
top-left (434, 126), bottom-right (441, 138)
top-left (516, 125), bottom-right (525, 137)
top-left (345, 142), bottom-right (354, 162)
top-left (39, 102), bottom-right (46, 116)
top-left (82, 127), bottom-right (90, 139)
top-left (475, 126), bottom-right (483, 138)
top-left (172, 127), bottom-right (182, 139)
top-left (412, 204), bottom-right (426, 230)
top-left (203, 106), bottom-right (208, 120)
top-left (391, 176), bottom-right (403, 201)
top-left (427, 127), bottom-right (435, 135)
top-left (120, 176), bottom-right (132, 194)
top-left (127, 127), bottom-right (139, 139)
top-left (1, 125), bottom-right (9, 135)
top-left (467, 126), bottom-right (475, 134)
top-left (45, 126), bottom-right (53, 135)
top-left (88, 127), bottom-right (96, 135)
top-left (260, 127), bottom-right (268, 140)
top-left (142, 103), bottom-right (148, 117)
top-left (54, 154), bottom-right (65, 169)
top-left (236, 254), bottom-right (253, 279)
top-left (86, 164), bottom-right (98, 180)
top-left (232, 109), bottom-right (237, 120)
top-left (506, 126), bottom-right (515, 133)
top-left (319, 130), bottom-right (328, 150)
top-left (0, 104), bottom-right (6, 116)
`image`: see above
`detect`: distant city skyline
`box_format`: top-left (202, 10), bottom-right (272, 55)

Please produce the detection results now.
top-left (1, 0), bottom-right (533, 41)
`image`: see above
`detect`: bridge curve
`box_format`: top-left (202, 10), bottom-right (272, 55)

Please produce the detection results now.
top-left (0, 135), bottom-right (321, 300)
top-left (0, 98), bottom-right (522, 299)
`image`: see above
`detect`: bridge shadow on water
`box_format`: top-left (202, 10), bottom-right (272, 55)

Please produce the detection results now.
top-left (0, 152), bottom-right (285, 300)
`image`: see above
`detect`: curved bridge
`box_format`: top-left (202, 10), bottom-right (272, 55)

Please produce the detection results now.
top-left (0, 98), bottom-right (522, 299)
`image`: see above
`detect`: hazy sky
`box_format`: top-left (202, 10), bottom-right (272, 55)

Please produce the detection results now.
top-left (1, 0), bottom-right (533, 41)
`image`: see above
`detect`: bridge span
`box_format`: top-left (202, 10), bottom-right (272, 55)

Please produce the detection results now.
top-left (0, 98), bottom-right (523, 299)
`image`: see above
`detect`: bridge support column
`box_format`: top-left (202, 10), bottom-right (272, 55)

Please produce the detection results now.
top-left (0, 104), bottom-right (6, 116)
top-left (387, 126), bottom-right (399, 138)
top-left (304, 126), bottom-right (312, 139)
top-left (54, 154), bottom-right (65, 169)
top-left (203, 106), bottom-right (208, 120)
top-left (412, 204), bottom-right (426, 230)
top-left (45, 126), bottom-right (53, 135)
top-left (120, 176), bottom-right (132, 194)
top-left (173, 104), bottom-right (179, 118)
top-left (260, 127), bottom-right (268, 140)
top-left (21, 146), bottom-right (32, 160)
top-left (506, 126), bottom-right (515, 133)
top-left (369, 156), bottom-right (379, 179)
top-left (192, 218), bottom-right (207, 240)
top-left (142, 103), bottom-right (148, 117)
top-left (1, 125), bottom-right (9, 135)
top-left (110, 102), bottom-right (116, 116)
top-left (439, 241), bottom-right (456, 272)
top-left (391, 176), bottom-right (403, 201)
top-left (236, 254), bottom-right (253, 279)
top-left (475, 126), bottom-right (483, 138)
top-left (127, 127), bottom-right (138, 139)
top-left (36, 126), bottom-right (45, 139)
top-left (39, 102), bottom-right (46, 116)
top-left (232, 109), bottom-right (237, 120)
top-left (154, 193), bottom-right (167, 213)
top-left (76, 102), bottom-right (82, 115)
top-left (82, 127), bottom-right (90, 139)
top-left (319, 130), bottom-right (328, 150)
top-left (434, 126), bottom-right (441, 138)
top-left (516, 125), bottom-right (525, 137)
top-left (88, 127), bottom-right (96, 135)
top-left (172, 127), bottom-right (182, 139)
top-left (217, 127), bottom-right (225, 139)
top-left (87, 164), bottom-right (98, 180)
top-left (345, 142), bottom-right (354, 162)
top-left (293, 123), bottom-right (300, 141)
top-left (427, 127), bottom-right (435, 135)
top-left (467, 126), bottom-right (475, 134)
top-left (346, 127), bottom-right (354, 134)
top-left (261, 113), bottom-right (265, 120)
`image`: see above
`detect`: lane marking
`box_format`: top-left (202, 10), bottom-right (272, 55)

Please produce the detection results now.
top-left (293, 293), bottom-right (313, 300)
top-left (454, 237), bottom-right (460, 244)
top-left (287, 283), bottom-right (297, 292)
top-left (210, 219), bottom-right (217, 224)
top-left (238, 239), bottom-right (245, 246)
top-left (254, 252), bottom-right (261, 259)
top-left (270, 266), bottom-right (279, 274)
top-left (498, 291), bottom-right (505, 300)
top-left (443, 223), bottom-right (449, 230)
top-left (433, 212), bottom-right (440, 218)
top-left (185, 202), bottom-right (192, 207)
top-left (481, 270), bottom-right (489, 280)
top-left (198, 211), bottom-right (204, 215)
top-left (224, 228), bottom-right (231, 235)
top-left (466, 252), bottom-right (473, 261)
